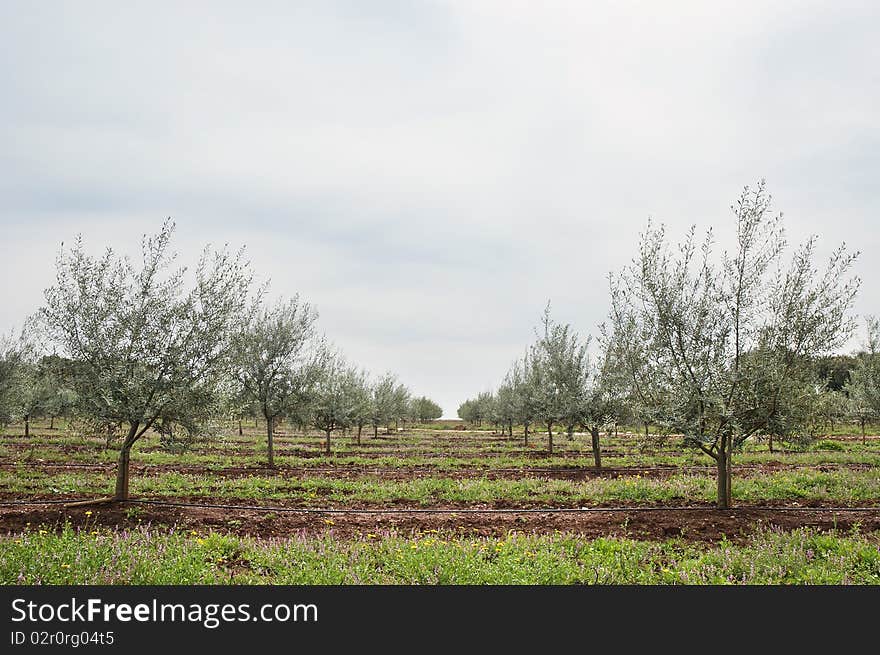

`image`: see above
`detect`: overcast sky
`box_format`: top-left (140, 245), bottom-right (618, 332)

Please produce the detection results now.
top-left (1, 1), bottom-right (877, 417)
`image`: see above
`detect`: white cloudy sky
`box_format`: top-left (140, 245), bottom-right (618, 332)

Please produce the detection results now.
top-left (1, 1), bottom-right (878, 417)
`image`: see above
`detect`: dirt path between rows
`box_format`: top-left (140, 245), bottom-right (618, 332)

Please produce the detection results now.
top-left (2, 499), bottom-right (878, 544)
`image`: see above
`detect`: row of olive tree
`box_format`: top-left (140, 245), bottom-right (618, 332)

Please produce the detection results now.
top-left (230, 298), bottom-right (426, 462)
top-left (459, 304), bottom-right (624, 467)
top-left (6, 219), bottom-right (441, 502)
top-left (461, 181), bottom-right (864, 509)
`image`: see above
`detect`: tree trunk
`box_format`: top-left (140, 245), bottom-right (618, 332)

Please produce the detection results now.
top-left (24, 414), bottom-right (29, 438)
top-left (325, 429), bottom-right (331, 455)
top-left (50, 416), bottom-right (55, 430)
top-left (114, 423), bottom-right (140, 501)
top-left (547, 423), bottom-right (553, 456)
top-left (357, 424), bottom-right (363, 446)
top-left (768, 433), bottom-right (774, 454)
top-left (374, 425), bottom-right (378, 439)
top-left (644, 422), bottom-right (649, 438)
top-left (266, 417), bottom-right (275, 467)
top-left (238, 419), bottom-right (243, 436)
top-left (524, 422), bottom-right (529, 447)
top-left (862, 419), bottom-right (867, 445)
top-left (715, 434), bottom-right (732, 509)
top-left (590, 426), bottom-right (602, 469)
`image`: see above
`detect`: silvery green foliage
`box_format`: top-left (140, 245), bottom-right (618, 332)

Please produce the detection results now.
top-left (0, 330), bottom-right (29, 426)
top-left (369, 373), bottom-right (403, 434)
top-left (529, 305), bottom-right (592, 436)
top-left (231, 296), bottom-right (321, 432)
top-left (349, 370), bottom-right (373, 435)
top-left (312, 355), bottom-right (368, 450)
top-left (40, 219), bottom-right (252, 459)
top-left (457, 391), bottom-right (494, 426)
top-left (411, 396), bottom-right (443, 422)
top-left (391, 381), bottom-right (412, 426)
top-left (845, 317), bottom-right (880, 432)
top-left (608, 181), bottom-right (859, 506)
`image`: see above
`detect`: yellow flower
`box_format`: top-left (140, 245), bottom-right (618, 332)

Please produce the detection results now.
top-left (190, 530), bottom-right (198, 536)
top-left (61, 564), bottom-right (70, 569)
top-left (85, 510), bottom-right (93, 517)
top-left (91, 531), bottom-right (99, 536)
top-left (322, 518), bottom-right (335, 526)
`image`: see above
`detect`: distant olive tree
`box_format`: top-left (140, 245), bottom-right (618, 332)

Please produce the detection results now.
top-left (311, 356), bottom-right (363, 454)
top-left (348, 369), bottom-right (372, 445)
top-left (608, 181), bottom-right (859, 508)
top-left (231, 296), bottom-right (321, 466)
top-left (530, 306), bottom-right (591, 456)
top-left (0, 329), bottom-right (30, 428)
top-left (40, 220), bottom-right (251, 501)
top-left (412, 396), bottom-right (443, 423)
top-left (369, 373), bottom-right (401, 438)
top-left (845, 317), bottom-right (880, 443)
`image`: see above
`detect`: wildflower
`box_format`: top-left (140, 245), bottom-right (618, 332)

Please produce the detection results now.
top-left (91, 531), bottom-right (100, 536)
top-left (323, 519), bottom-right (335, 526)
top-left (39, 530), bottom-right (47, 535)
top-left (85, 511), bottom-right (93, 517)
top-left (190, 530), bottom-right (198, 536)
top-left (61, 564), bottom-right (70, 569)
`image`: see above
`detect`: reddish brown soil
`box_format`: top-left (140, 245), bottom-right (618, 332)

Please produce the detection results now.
top-left (2, 500), bottom-right (878, 543)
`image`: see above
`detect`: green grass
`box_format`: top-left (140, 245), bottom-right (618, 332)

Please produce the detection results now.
top-left (2, 522), bottom-right (878, 584)
top-left (3, 467), bottom-right (880, 505)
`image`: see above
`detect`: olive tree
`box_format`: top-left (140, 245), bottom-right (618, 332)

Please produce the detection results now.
top-left (348, 369), bottom-right (372, 445)
top-left (0, 330), bottom-right (30, 428)
top-left (512, 354), bottom-right (541, 446)
top-left (311, 357), bottom-right (363, 454)
top-left (529, 306), bottom-right (591, 456)
top-left (412, 396), bottom-right (443, 423)
top-left (231, 297), bottom-right (321, 465)
top-left (845, 318), bottom-right (880, 443)
top-left (608, 181), bottom-right (859, 508)
top-left (40, 220), bottom-right (251, 501)
top-left (369, 373), bottom-right (400, 438)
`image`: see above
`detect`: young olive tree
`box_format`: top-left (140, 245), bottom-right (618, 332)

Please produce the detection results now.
top-left (512, 354), bottom-right (541, 446)
top-left (231, 297), bottom-right (320, 466)
top-left (530, 306), bottom-right (591, 456)
top-left (391, 383), bottom-right (412, 431)
top-left (40, 220), bottom-right (251, 501)
top-left (368, 373), bottom-right (395, 438)
top-left (348, 369), bottom-right (372, 445)
top-left (311, 357), bottom-right (363, 454)
top-left (493, 381), bottom-right (518, 437)
top-left (608, 181), bottom-right (859, 508)
top-left (845, 318), bottom-right (880, 443)
top-left (412, 396), bottom-right (443, 423)
top-left (0, 330), bottom-right (31, 428)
